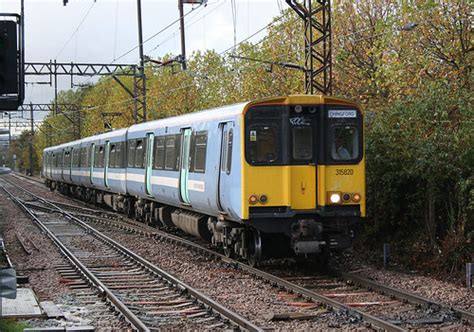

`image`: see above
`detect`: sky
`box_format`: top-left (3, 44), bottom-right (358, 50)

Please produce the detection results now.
top-left (0, 0), bottom-right (284, 133)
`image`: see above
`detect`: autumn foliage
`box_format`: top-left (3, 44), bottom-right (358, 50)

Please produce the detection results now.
top-left (19, 0), bottom-right (472, 273)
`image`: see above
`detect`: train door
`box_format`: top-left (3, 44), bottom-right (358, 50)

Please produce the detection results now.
top-left (217, 122), bottom-right (234, 212)
top-left (89, 143), bottom-right (95, 185)
top-left (179, 128), bottom-right (192, 204)
top-left (47, 152), bottom-right (53, 179)
top-left (69, 148), bottom-right (73, 182)
top-left (145, 133), bottom-right (154, 196)
top-left (61, 149), bottom-right (65, 180)
top-left (104, 141), bottom-right (110, 188)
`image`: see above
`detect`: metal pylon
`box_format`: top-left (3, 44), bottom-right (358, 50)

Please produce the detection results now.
top-left (133, 66), bottom-right (147, 123)
top-left (286, 0), bottom-right (332, 95)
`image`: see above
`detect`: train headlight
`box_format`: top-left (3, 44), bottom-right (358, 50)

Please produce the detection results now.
top-left (249, 195), bottom-right (259, 205)
top-left (342, 193), bottom-right (351, 202)
top-left (259, 195), bottom-right (268, 204)
top-left (352, 193), bottom-right (361, 203)
top-left (328, 192), bottom-right (342, 204)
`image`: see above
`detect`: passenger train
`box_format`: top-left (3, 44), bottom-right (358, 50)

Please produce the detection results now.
top-left (43, 95), bottom-right (365, 265)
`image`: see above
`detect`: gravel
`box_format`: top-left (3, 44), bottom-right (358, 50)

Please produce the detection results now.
top-left (4, 174), bottom-right (473, 331)
top-left (334, 250), bottom-right (474, 313)
top-left (0, 178), bottom-right (129, 331)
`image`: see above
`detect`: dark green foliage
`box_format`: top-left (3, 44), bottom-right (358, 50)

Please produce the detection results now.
top-left (364, 82), bottom-right (473, 272)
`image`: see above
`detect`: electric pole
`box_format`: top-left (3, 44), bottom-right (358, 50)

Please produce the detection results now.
top-left (178, 0), bottom-right (187, 70)
top-left (136, 0), bottom-right (147, 122)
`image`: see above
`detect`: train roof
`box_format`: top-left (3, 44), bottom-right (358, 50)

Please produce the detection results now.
top-left (43, 95), bottom-right (361, 152)
top-left (79, 127), bottom-right (128, 144)
top-left (127, 102), bottom-right (248, 135)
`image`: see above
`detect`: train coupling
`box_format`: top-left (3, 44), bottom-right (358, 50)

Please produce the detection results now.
top-left (291, 219), bottom-right (326, 255)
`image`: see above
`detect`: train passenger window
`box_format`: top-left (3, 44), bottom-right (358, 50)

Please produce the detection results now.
top-left (127, 140), bottom-right (136, 167)
top-left (82, 147), bottom-right (89, 167)
top-left (193, 131), bottom-right (207, 173)
top-left (109, 144), bottom-right (116, 168)
top-left (154, 137), bottom-right (165, 170)
top-left (331, 125), bottom-right (359, 161)
top-left (247, 125), bottom-right (280, 164)
top-left (63, 151), bottom-right (69, 168)
top-left (98, 145), bottom-right (105, 168)
top-left (73, 149), bottom-right (80, 167)
top-left (135, 139), bottom-right (144, 168)
top-left (164, 136), bottom-right (176, 170)
top-left (226, 129), bottom-right (233, 174)
top-left (116, 142), bottom-right (125, 168)
top-left (292, 126), bottom-right (313, 160)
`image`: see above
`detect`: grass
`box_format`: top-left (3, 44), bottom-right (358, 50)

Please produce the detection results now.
top-left (0, 318), bottom-right (29, 332)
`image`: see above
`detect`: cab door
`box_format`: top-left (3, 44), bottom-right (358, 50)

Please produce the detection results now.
top-left (144, 133), bottom-right (154, 196)
top-left (179, 128), bottom-right (192, 204)
top-left (217, 122), bottom-right (234, 212)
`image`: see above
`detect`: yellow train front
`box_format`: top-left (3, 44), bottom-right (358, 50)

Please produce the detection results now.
top-left (228, 95), bottom-right (365, 264)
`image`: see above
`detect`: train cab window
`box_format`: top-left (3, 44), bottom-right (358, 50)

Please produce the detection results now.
top-left (292, 126), bottom-right (313, 161)
top-left (247, 125), bottom-right (280, 164)
top-left (331, 125), bottom-right (359, 161)
top-left (135, 139), bottom-right (144, 168)
top-left (193, 131), bottom-right (207, 173)
top-left (154, 137), bottom-right (165, 170)
top-left (127, 140), bottom-right (136, 167)
top-left (164, 136), bottom-right (176, 170)
top-left (109, 144), bottom-right (116, 168)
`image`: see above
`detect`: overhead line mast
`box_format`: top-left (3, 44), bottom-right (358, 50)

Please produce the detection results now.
top-left (286, 0), bottom-right (332, 95)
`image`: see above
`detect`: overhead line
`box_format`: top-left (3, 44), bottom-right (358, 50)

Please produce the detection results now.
top-left (55, 2), bottom-right (97, 60)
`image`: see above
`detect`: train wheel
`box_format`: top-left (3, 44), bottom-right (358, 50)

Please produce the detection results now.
top-left (223, 246), bottom-right (233, 258)
top-left (247, 230), bottom-right (262, 267)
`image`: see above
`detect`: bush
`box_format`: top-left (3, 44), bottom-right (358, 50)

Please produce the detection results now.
top-left (362, 82), bottom-right (473, 272)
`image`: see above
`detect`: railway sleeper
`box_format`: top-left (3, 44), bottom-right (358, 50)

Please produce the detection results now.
top-left (48, 181), bottom-right (274, 265)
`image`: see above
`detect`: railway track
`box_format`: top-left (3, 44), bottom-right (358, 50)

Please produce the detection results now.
top-left (1, 177), bottom-right (261, 332)
top-left (7, 173), bottom-right (474, 331)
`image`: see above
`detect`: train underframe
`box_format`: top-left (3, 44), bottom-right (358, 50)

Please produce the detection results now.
top-left (47, 180), bottom-right (361, 266)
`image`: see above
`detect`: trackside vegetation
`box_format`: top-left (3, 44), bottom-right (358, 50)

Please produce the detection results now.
top-left (10, 0), bottom-right (472, 275)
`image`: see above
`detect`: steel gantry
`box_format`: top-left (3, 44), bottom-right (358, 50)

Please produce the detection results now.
top-left (286, 0), bottom-right (332, 95)
top-left (25, 61), bottom-right (147, 123)
top-left (16, 103), bottom-right (83, 141)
